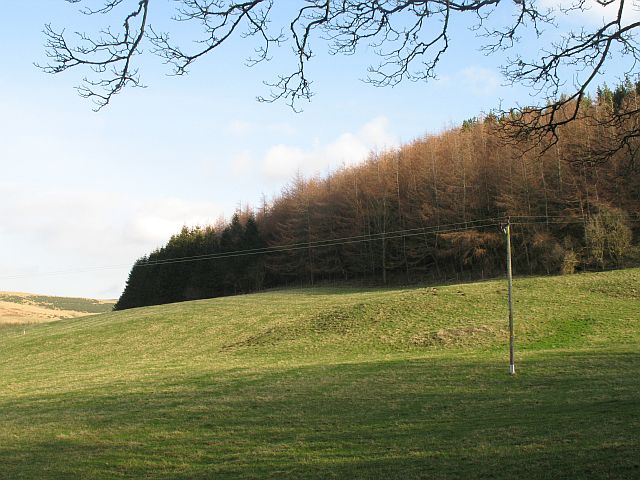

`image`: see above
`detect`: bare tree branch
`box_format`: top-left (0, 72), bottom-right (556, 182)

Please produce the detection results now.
top-left (40, 0), bottom-right (640, 152)
top-left (38, 0), bottom-right (150, 110)
top-left (500, 0), bottom-right (640, 151)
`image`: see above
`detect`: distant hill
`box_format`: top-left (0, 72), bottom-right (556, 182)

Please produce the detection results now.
top-left (0, 292), bottom-right (114, 326)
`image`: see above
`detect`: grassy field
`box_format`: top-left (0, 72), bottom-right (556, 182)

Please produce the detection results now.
top-left (0, 269), bottom-right (638, 479)
top-left (0, 292), bottom-right (115, 326)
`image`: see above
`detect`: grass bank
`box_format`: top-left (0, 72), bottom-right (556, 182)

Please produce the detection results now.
top-left (0, 269), bottom-right (638, 479)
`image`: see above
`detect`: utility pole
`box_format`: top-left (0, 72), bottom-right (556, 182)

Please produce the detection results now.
top-left (504, 218), bottom-right (515, 375)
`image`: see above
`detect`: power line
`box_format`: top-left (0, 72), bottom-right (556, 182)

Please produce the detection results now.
top-left (3, 214), bottom-right (637, 280)
top-left (513, 219), bottom-right (640, 226)
top-left (135, 217), bottom-right (507, 267)
top-left (134, 218), bottom-right (506, 268)
top-left (0, 217), bottom-right (506, 279)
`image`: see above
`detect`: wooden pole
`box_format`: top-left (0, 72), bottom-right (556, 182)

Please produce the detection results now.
top-left (506, 219), bottom-right (515, 375)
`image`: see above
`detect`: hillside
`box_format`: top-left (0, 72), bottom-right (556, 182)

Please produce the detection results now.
top-left (0, 270), bottom-right (639, 479)
top-left (0, 292), bottom-right (115, 326)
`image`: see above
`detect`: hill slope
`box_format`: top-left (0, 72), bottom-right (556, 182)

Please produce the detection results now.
top-left (0, 292), bottom-right (115, 326)
top-left (0, 270), bottom-right (638, 479)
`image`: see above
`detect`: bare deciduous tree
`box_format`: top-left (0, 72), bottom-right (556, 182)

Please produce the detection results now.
top-left (40, 1), bottom-right (640, 146)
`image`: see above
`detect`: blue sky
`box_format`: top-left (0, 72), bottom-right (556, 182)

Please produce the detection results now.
top-left (0, 0), bottom-right (636, 298)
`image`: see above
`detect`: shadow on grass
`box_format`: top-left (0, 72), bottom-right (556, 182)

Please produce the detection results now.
top-left (1, 351), bottom-right (639, 479)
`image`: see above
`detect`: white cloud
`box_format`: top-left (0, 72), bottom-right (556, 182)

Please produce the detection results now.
top-left (0, 186), bottom-right (220, 251)
top-left (324, 133), bottom-right (370, 167)
top-left (261, 116), bottom-right (398, 181)
top-left (0, 184), bottom-right (223, 298)
top-left (123, 197), bottom-right (223, 246)
top-left (263, 144), bottom-right (310, 180)
top-left (360, 116), bottom-right (397, 147)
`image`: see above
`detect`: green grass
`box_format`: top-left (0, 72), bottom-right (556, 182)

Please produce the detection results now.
top-left (0, 269), bottom-right (638, 479)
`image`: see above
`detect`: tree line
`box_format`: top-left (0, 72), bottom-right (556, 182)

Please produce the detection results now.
top-left (114, 84), bottom-right (640, 310)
